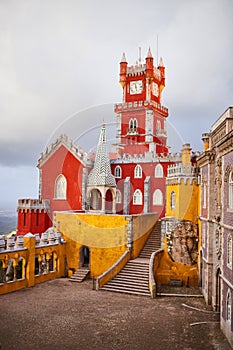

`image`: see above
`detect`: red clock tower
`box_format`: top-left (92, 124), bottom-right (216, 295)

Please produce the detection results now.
top-left (115, 48), bottom-right (168, 156)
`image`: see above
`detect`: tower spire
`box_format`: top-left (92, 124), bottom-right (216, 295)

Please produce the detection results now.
top-left (147, 47), bottom-right (153, 58)
top-left (87, 124), bottom-right (116, 187)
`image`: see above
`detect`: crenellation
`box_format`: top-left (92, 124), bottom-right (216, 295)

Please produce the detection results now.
top-left (17, 199), bottom-right (50, 213)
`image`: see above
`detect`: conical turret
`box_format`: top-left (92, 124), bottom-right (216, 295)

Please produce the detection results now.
top-left (87, 124), bottom-right (116, 187)
top-left (119, 52), bottom-right (128, 88)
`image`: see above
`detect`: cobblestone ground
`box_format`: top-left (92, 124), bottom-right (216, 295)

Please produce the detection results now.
top-left (0, 279), bottom-right (231, 350)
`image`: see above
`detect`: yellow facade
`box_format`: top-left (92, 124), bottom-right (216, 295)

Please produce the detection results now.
top-left (54, 212), bottom-right (158, 277)
top-left (166, 178), bottom-right (199, 223)
top-left (154, 251), bottom-right (198, 287)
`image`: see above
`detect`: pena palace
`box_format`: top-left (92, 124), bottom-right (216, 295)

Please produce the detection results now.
top-left (17, 48), bottom-right (187, 233)
top-left (1, 49), bottom-right (232, 347)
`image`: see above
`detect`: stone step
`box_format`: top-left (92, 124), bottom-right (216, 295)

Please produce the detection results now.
top-left (118, 271), bottom-right (149, 278)
top-left (104, 283), bottom-right (149, 292)
top-left (122, 268), bottom-right (149, 273)
top-left (107, 281), bottom-right (149, 289)
top-left (101, 287), bottom-right (150, 297)
top-left (69, 268), bottom-right (90, 283)
top-left (113, 275), bottom-right (148, 282)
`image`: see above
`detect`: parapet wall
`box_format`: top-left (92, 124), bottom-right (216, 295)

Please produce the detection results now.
top-left (0, 231), bottom-right (66, 295)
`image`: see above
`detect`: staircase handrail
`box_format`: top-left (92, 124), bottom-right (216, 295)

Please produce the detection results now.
top-left (95, 250), bottom-right (130, 290)
top-left (149, 249), bottom-right (164, 298)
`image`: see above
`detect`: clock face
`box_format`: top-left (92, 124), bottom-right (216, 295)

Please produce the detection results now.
top-left (130, 80), bottom-right (143, 95)
top-left (152, 82), bottom-right (159, 97)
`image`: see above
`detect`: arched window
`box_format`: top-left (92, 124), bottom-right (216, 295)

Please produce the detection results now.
top-left (54, 174), bottom-right (67, 199)
top-left (133, 189), bottom-right (142, 205)
top-left (229, 171), bottom-right (233, 209)
top-left (153, 189), bottom-right (163, 205)
top-left (155, 164), bottom-right (163, 178)
top-left (227, 235), bottom-right (232, 268)
top-left (170, 191), bottom-right (175, 210)
top-left (129, 118), bottom-right (138, 132)
top-left (134, 164), bottom-right (142, 178)
top-left (156, 120), bottom-right (161, 131)
top-left (114, 165), bottom-right (122, 178)
top-left (116, 190), bottom-right (122, 204)
top-left (129, 118), bottom-right (134, 130)
top-left (226, 291), bottom-right (231, 321)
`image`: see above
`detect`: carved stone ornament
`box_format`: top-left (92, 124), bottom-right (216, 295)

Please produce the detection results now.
top-left (224, 164), bottom-right (233, 182)
top-left (215, 227), bottom-right (222, 259)
top-left (206, 150), bottom-right (216, 163)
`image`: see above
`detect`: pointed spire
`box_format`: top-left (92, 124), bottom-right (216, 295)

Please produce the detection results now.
top-left (87, 124), bottom-right (116, 187)
top-left (147, 47), bottom-right (153, 58)
top-left (121, 52), bottom-right (127, 63)
top-left (159, 57), bottom-right (164, 67)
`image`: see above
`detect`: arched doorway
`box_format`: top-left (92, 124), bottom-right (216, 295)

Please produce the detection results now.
top-left (216, 268), bottom-right (221, 313)
top-left (80, 246), bottom-right (90, 268)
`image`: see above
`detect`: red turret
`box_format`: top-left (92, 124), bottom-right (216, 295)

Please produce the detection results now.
top-left (158, 57), bottom-right (165, 92)
top-left (146, 48), bottom-right (154, 79)
top-left (119, 52), bottom-right (127, 87)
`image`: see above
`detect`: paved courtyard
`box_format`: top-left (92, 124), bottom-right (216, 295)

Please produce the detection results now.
top-left (0, 278), bottom-right (231, 350)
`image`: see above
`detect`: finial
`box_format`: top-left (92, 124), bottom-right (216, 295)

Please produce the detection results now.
top-left (121, 52), bottom-right (127, 63)
top-left (147, 47), bottom-right (153, 58)
top-left (159, 57), bottom-right (164, 67)
top-left (139, 47), bottom-right (142, 63)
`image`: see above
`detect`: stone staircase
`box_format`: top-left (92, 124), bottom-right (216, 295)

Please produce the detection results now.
top-left (139, 221), bottom-right (161, 259)
top-left (100, 221), bottom-right (162, 297)
top-left (101, 258), bottom-right (150, 296)
top-left (69, 267), bottom-right (90, 283)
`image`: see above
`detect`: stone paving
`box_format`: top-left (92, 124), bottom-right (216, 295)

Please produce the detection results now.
top-left (0, 278), bottom-right (231, 350)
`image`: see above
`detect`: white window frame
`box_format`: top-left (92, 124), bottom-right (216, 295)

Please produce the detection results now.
top-left (54, 174), bottom-right (67, 200)
top-left (226, 291), bottom-right (231, 322)
top-left (170, 191), bottom-right (175, 210)
top-left (116, 190), bottom-right (122, 204)
top-left (133, 189), bottom-right (142, 205)
top-left (155, 164), bottom-right (163, 178)
top-left (134, 164), bottom-right (142, 178)
top-left (227, 235), bottom-right (232, 269)
top-left (114, 165), bottom-right (122, 178)
top-left (153, 189), bottom-right (163, 205)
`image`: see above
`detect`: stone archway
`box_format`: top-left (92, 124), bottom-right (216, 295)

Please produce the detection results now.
top-left (105, 188), bottom-right (114, 213)
top-left (89, 189), bottom-right (102, 211)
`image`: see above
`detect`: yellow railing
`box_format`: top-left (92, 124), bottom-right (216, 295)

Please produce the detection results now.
top-left (149, 249), bottom-right (164, 298)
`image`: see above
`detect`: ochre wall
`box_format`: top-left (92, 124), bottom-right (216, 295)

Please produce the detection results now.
top-left (54, 212), bottom-right (129, 277)
top-left (166, 179), bottom-right (199, 223)
top-left (154, 251), bottom-right (198, 287)
top-left (132, 213), bottom-right (158, 258)
top-left (54, 212), bottom-right (158, 277)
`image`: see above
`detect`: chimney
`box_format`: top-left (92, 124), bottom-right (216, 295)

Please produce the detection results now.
top-left (202, 133), bottom-right (210, 151)
top-left (181, 143), bottom-right (192, 166)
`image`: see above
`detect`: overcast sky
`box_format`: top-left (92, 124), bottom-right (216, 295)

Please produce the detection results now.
top-left (0, 0), bottom-right (233, 210)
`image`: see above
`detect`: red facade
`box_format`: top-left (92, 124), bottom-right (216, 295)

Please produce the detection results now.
top-left (17, 48), bottom-right (173, 235)
top-left (40, 144), bottom-right (85, 214)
